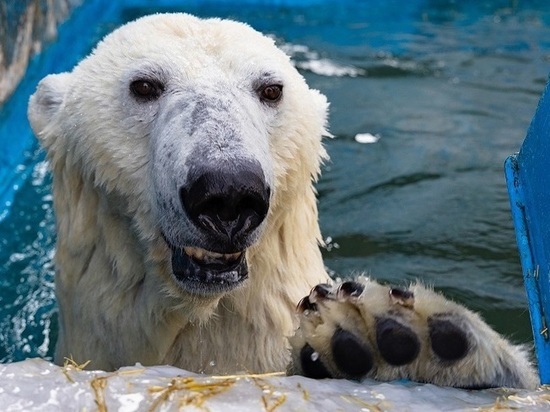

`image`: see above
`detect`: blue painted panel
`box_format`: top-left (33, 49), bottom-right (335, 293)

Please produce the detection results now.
top-left (505, 79), bottom-right (550, 384)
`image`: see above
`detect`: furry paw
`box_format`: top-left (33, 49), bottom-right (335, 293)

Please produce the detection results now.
top-left (288, 278), bottom-right (538, 389)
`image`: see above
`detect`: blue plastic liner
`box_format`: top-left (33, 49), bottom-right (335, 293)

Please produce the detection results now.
top-left (505, 78), bottom-right (550, 384)
top-left (0, 0), bottom-right (120, 218)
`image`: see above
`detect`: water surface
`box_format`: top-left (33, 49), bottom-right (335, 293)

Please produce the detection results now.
top-left (1, 0), bottom-right (550, 362)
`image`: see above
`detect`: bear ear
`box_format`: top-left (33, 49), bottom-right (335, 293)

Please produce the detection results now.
top-left (28, 73), bottom-right (72, 140)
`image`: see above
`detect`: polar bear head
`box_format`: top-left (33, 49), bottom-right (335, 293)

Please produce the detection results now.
top-left (28, 13), bottom-right (328, 298)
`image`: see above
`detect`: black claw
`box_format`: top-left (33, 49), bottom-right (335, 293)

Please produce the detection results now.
top-left (300, 344), bottom-right (332, 379)
top-left (428, 316), bottom-right (469, 362)
top-left (389, 287), bottom-right (414, 301)
top-left (331, 328), bottom-right (373, 379)
top-left (312, 283), bottom-right (332, 299)
top-left (389, 287), bottom-right (415, 308)
top-left (376, 318), bottom-right (420, 366)
top-left (297, 296), bottom-right (317, 313)
top-left (338, 281), bottom-right (364, 297)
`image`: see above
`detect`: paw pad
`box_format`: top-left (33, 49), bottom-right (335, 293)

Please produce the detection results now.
top-left (331, 328), bottom-right (373, 378)
top-left (376, 317), bottom-right (420, 365)
top-left (300, 344), bottom-right (332, 379)
top-left (428, 316), bottom-right (469, 362)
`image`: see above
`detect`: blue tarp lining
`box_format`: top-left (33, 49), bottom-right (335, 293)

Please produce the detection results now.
top-left (505, 78), bottom-right (550, 384)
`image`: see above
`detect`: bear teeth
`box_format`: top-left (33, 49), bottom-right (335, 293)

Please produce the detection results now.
top-left (183, 246), bottom-right (242, 263)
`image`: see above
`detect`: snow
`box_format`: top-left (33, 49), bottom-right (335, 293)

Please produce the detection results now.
top-left (1, 359), bottom-right (549, 411)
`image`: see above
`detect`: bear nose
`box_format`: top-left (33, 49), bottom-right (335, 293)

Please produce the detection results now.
top-left (180, 161), bottom-right (270, 243)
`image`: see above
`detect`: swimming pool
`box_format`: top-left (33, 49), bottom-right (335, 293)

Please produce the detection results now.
top-left (1, 0), bottom-right (550, 371)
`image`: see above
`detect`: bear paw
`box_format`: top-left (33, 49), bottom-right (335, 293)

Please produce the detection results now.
top-left (288, 277), bottom-right (538, 389)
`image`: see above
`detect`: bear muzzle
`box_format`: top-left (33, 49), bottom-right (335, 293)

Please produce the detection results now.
top-left (164, 159), bottom-right (271, 295)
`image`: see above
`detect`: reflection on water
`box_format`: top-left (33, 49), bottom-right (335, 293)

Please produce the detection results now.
top-left (0, 152), bottom-right (56, 362)
top-left (1, 0), bottom-right (550, 362)
top-left (310, 2), bottom-right (550, 347)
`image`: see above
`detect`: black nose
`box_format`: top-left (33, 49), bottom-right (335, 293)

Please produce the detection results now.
top-left (180, 161), bottom-right (270, 243)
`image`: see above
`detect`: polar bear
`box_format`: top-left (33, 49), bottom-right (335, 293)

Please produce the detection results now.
top-left (28, 13), bottom-right (537, 389)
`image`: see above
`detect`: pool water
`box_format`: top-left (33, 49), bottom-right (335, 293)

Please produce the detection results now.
top-left (2, 0), bottom-right (550, 364)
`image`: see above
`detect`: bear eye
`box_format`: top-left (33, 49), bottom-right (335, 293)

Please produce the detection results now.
top-left (259, 84), bottom-right (283, 104)
top-left (130, 79), bottom-right (163, 100)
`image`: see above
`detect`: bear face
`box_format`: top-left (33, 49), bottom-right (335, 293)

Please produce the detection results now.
top-left (29, 14), bottom-right (329, 298)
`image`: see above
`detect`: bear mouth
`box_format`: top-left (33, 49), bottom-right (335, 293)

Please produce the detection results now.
top-left (166, 241), bottom-right (249, 295)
